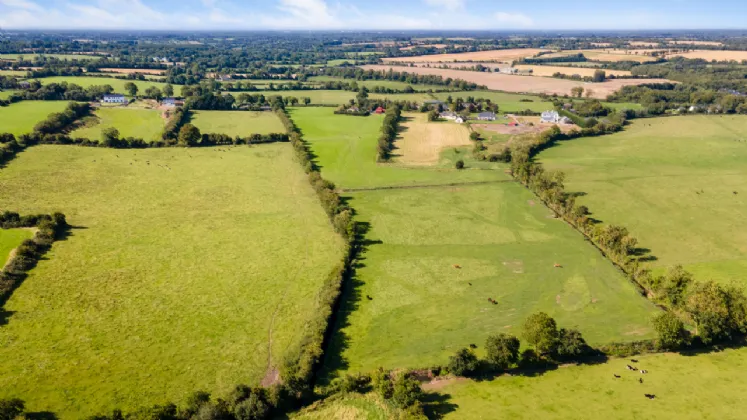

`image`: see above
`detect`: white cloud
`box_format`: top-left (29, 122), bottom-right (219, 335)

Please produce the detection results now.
top-left (270, 0), bottom-right (338, 26)
top-left (422, 0), bottom-right (465, 12)
top-left (495, 11), bottom-right (533, 27)
top-left (0, 0), bottom-right (42, 11)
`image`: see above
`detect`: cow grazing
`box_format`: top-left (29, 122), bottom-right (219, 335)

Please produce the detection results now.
top-left (453, 264), bottom-right (462, 269)
top-left (626, 365), bottom-right (634, 370)
top-left (734, 191), bottom-right (738, 195)
top-left (366, 295), bottom-right (373, 300)
top-left (553, 263), bottom-right (562, 268)
top-left (468, 282), bottom-right (472, 286)
top-left (640, 370), bottom-right (648, 374)
top-left (639, 378), bottom-right (643, 384)
top-left (630, 359), bottom-right (639, 363)
top-left (644, 394), bottom-right (656, 400)
top-left (469, 344), bottom-right (477, 349)
top-left (613, 374), bottom-right (621, 378)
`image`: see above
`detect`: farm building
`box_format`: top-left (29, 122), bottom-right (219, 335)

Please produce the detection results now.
top-left (19, 81), bottom-right (31, 88)
top-left (540, 110), bottom-right (560, 123)
top-left (559, 116), bottom-right (573, 124)
top-left (374, 106), bottom-right (386, 114)
top-left (102, 94), bottom-right (127, 104)
top-left (439, 111), bottom-right (458, 120)
top-left (477, 112), bottom-right (496, 121)
top-left (161, 97), bottom-right (184, 107)
top-left (500, 67), bottom-right (519, 74)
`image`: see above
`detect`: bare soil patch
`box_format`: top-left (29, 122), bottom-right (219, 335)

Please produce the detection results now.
top-left (383, 48), bottom-right (544, 63)
top-left (361, 65), bottom-right (670, 98)
top-left (394, 113), bottom-right (472, 165)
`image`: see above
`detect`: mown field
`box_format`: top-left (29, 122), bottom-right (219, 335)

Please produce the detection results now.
top-left (395, 113), bottom-right (472, 165)
top-left (71, 107), bottom-right (165, 141)
top-left (291, 107), bottom-right (658, 381)
top-left (308, 76), bottom-right (452, 92)
top-left (34, 76), bottom-right (175, 94)
top-left (0, 229), bottom-right (33, 267)
top-left (0, 101), bottom-right (70, 136)
top-left (432, 91), bottom-right (555, 112)
top-left (288, 107), bottom-right (502, 189)
top-left (539, 116), bottom-right (747, 286)
top-left (0, 145), bottom-right (346, 417)
top-left (190, 111), bottom-right (285, 136)
top-left (0, 70), bottom-right (27, 76)
top-left (0, 54), bottom-right (105, 61)
top-left (433, 347), bottom-right (747, 419)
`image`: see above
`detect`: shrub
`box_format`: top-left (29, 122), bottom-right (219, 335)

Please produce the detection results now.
top-left (0, 398), bottom-right (24, 420)
top-left (447, 348), bottom-right (479, 376)
top-left (372, 368), bottom-right (394, 399)
top-left (233, 393), bottom-right (269, 420)
top-left (555, 328), bottom-right (592, 360)
top-left (652, 312), bottom-right (689, 350)
top-left (485, 333), bottom-right (520, 370)
top-left (455, 159), bottom-right (465, 169)
top-left (391, 373), bottom-right (423, 409)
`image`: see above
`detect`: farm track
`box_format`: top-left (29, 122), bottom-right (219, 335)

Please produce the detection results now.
top-left (338, 178), bottom-right (513, 193)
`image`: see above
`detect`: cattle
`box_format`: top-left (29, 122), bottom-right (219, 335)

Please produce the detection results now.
top-left (626, 365), bottom-right (635, 371)
top-left (644, 394), bottom-right (656, 400)
top-left (469, 344), bottom-right (477, 349)
top-left (366, 295), bottom-right (373, 300)
top-left (553, 263), bottom-right (562, 268)
top-left (734, 191), bottom-right (738, 195)
top-left (630, 359), bottom-right (638, 363)
top-left (468, 282), bottom-right (472, 286)
top-left (453, 264), bottom-right (462, 269)
top-left (639, 378), bottom-right (643, 384)
top-left (640, 370), bottom-right (648, 374)
top-left (613, 374), bottom-right (621, 378)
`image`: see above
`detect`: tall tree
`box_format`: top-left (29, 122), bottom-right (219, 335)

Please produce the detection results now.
top-left (123, 82), bottom-right (138, 97)
top-left (485, 333), bottom-right (520, 370)
top-left (163, 83), bottom-right (174, 97)
top-left (522, 312), bottom-right (559, 354)
top-left (178, 123), bottom-right (201, 147)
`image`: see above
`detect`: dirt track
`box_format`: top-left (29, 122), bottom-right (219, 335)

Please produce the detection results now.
top-left (361, 65), bottom-right (671, 99)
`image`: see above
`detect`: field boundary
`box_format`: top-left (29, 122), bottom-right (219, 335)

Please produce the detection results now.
top-left (339, 179), bottom-right (513, 193)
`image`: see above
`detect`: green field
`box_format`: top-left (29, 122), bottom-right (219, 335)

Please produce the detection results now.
top-left (0, 145), bottom-right (345, 417)
top-left (71, 107), bottom-right (165, 141)
top-left (0, 90), bottom-right (19, 99)
top-left (0, 229), bottom-right (33, 267)
top-left (0, 70), bottom-right (27, 77)
top-left (290, 107), bottom-right (658, 380)
top-left (0, 54), bottom-right (105, 61)
top-left (231, 90), bottom-right (431, 106)
top-left (433, 91), bottom-right (556, 113)
top-left (190, 111), bottom-right (285, 136)
top-left (0, 101), bottom-right (71, 136)
top-left (34, 76), bottom-right (176, 95)
top-left (309, 76), bottom-right (452, 92)
top-left (434, 347), bottom-right (747, 419)
top-left (539, 116), bottom-right (747, 285)
top-left (288, 107), bottom-right (501, 189)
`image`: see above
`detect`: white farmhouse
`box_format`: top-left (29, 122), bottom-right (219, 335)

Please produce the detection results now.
top-left (102, 94), bottom-right (127, 104)
top-left (540, 110), bottom-right (560, 123)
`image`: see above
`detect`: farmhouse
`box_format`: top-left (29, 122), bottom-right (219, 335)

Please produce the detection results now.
top-left (440, 111), bottom-right (458, 120)
top-left (540, 110), bottom-right (560, 123)
top-left (477, 112), bottom-right (496, 121)
top-left (500, 67), bottom-right (519, 74)
top-left (102, 94), bottom-right (127, 104)
top-left (161, 97), bottom-right (184, 107)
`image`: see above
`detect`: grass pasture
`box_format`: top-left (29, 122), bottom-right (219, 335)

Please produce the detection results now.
top-left (395, 113), bottom-right (471, 165)
top-left (34, 76), bottom-right (175, 95)
top-left (288, 107), bottom-right (502, 189)
top-left (0, 100), bottom-right (70, 136)
top-left (290, 107), bottom-right (658, 380)
top-left (432, 347), bottom-right (747, 419)
top-left (308, 76), bottom-right (452, 92)
top-left (0, 229), bottom-right (33, 267)
top-left (0, 90), bottom-right (20, 99)
top-left (0, 145), bottom-right (345, 417)
top-left (322, 184), bottom-right (658, 377)
top-left (539, 116), bottom-right (747, 286)
top-left (190, 111), bottom-right (285, 136)
top-left (71, 107), bottom-right (165, 141)
top-left (432, 91), bottom-right (555, 112)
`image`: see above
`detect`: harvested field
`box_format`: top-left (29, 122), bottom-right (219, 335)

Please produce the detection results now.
top-left (383, 48), bottom-right (544, 63)
top-left (543, 49), bottom-right (659, 63)
top-left (590, 42), bottom-right (613, 47)
top-left (668, 40), bottom-right (724, 46)
top-left (394, 113), bottom-right (472, 165)
top-left (628, 41), bottom-right (661, 47)
top-left (514, 64), bottom-right (631, 77)
top-left (400, 44), bottom-right (450, 51)
top-left (666, 50), bottom-right (747, 61)
top-left (361, 65), bottom-right (671, 99)
top-left (98, 68), bottom-right (166, 75)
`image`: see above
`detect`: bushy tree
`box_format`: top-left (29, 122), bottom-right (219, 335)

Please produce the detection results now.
top-left (391, 373), bottom-right (423, 408)
top-left (455, 159), bottom-right (465, 170)
top-left (685, 281), bottom-right (747, 344)
top-left (124, 82), bottom-right (138, 97)
top-left (163, 83), bottom-right (174, 97)
top-left (178, 123), bottom-right (201, 146)
top-left (485, 333), bottom-right (520, 370)
top-left (555, 328), bottom-right (590, 359)
top-left (372, 368), bottom-right (394, 399)
top-left (0, 398), bottom-right (24, 420)
top-left (652, 312), bottom-right (688, 350)
top-left (522, 312), bottom-right (559, 354)
top-left (447, 348), bottom-right (479, 376)
top-left (233, 393), bottom-right (269, 420)
top-left (101, 127), bottom-right (120, 147)
top-left (651, 265), bottom-right (693, 307)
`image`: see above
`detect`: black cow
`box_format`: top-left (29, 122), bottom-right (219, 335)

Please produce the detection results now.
top-left (644, 394), bottom-right (656, 400)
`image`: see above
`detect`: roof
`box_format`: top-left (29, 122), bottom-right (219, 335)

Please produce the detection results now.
top-left (478, 112), bottom-right (496, 117)
top-left (104, 94), bottom-right (125, 97)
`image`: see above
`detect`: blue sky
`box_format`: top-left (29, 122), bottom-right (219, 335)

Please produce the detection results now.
top-left (0, 0), bottom-right (745, 30)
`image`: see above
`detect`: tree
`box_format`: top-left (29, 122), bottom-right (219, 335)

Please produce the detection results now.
top-left (522, 312), bottom-right (559, 355)
top-left (302, 97), bottom-right (311, 106)
top-left (485, 333), bottom-right (520, 370)
top-left (372, 368), bottom-right (394, 399)
top-left (144, 86), bottom-right (162, 100)
top-left (651, 265), bottom-right (693, 307)
top-left (178, 123), bottom-right (201, 146)
top-left (427, 109), bottom-right (440, 121)
top-left (123, 81), bottom-right (138, 97)
top-left (555, 328), bottom-right (590, 359)
top-left (163, 83), bottom-right (174, 97)
top-left (455, 159), bottom-right (465, 170)
top-left (233, 393), bottom-right (269, 420)
top-left (0, 398), bottom-right (24, 420)
top-left (585, 89), bottom-right (594, 98)
top-left (652, 312), bottom-right (688, 350)
top-left (469, 132), bottom-right (480, 141)
top-left (685, 281), bottom-right (747, 344)
top-left (391, 373), bottom-right (423, 408)
top-left (447, 348), bottom-right (479, 376)
top-left (592, 70), bottom-right (606, 83)
top-left (571, 86), bottom-right (584, 98)
top-left (101, 127), bottom-right (120, 147)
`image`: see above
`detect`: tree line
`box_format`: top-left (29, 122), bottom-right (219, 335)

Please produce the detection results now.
top-left (376, 105), bottom-right (402, 161)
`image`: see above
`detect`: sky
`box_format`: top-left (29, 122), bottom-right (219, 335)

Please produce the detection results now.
top-left (0, 0), bottom-right (746, 31)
